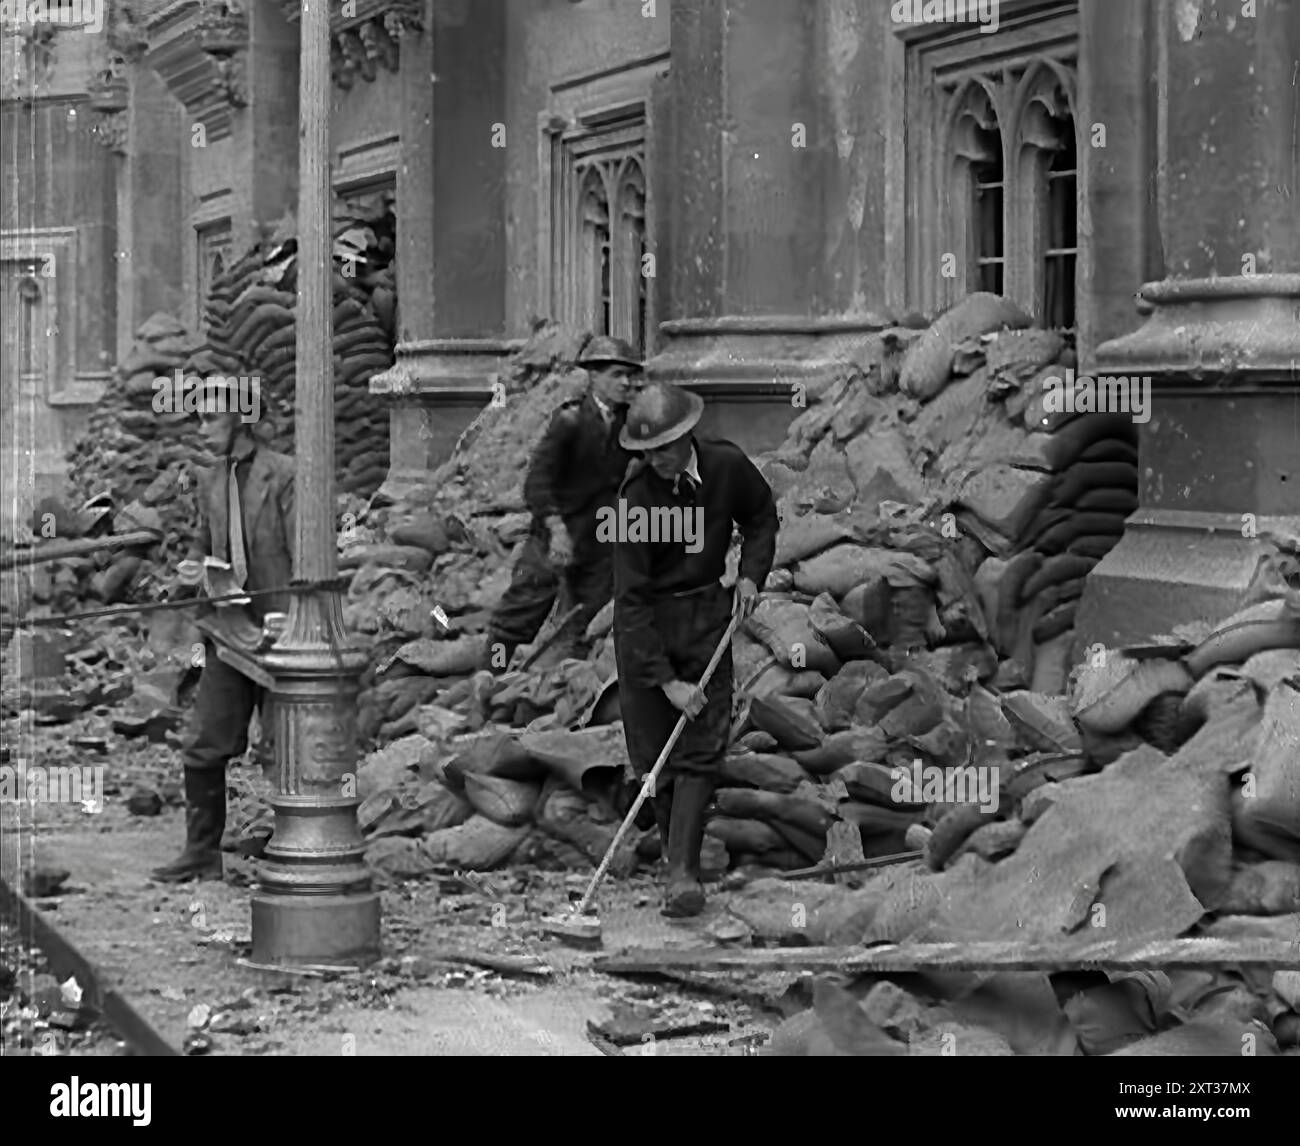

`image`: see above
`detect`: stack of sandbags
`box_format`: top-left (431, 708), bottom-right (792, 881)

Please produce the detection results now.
top-left (58, 313), bottom-right (206, 606)
top-left (1066, 587), bottom-right (1300, 907)
top-left (753, 296), bottom-right (1142, 697)
top-left (355, 723), bottom-right (639, 875)
top-left (198, 193), bottom-right (396, 498)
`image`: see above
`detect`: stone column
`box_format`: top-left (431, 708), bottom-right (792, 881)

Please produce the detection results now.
top-left (1076, 0), bottom-right (1300, 649)
top-left (652, 0), bottom-right (891, 455)
top-left (115, 66), bottom-right (186, 360)
top-left (373, 0), bottom-right (514, 497)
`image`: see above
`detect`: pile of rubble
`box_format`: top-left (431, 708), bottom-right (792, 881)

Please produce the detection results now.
top-left (335, 294), bottom-right (1150, 879)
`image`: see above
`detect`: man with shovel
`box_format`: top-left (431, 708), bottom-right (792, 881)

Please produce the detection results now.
top-left (613, 381), bottom-right (778, 917)
top-left (484, 336), bottom-right (643, 669)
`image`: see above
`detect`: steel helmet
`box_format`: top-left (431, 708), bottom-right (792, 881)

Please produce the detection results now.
top-left (619, 381), bottom-right (704, 451)
top-left (579, 335), bottom-right (644, 372)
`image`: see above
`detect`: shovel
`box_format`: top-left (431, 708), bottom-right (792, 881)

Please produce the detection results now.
top-left (542, 609), bottom-right (742, 947)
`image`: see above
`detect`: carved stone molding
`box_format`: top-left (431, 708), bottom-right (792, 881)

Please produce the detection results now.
top-left (278, 0), bottom-right (423, 90)
top-left (143, 0), bottom-right (250, 141)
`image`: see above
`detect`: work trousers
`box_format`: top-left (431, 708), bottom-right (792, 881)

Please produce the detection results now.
top-left (615, 582), bottom-right (734, 783)
top-left (182, 642), bottom-right (275, 773)
top-left (489, 518), bottom-right (612, 649)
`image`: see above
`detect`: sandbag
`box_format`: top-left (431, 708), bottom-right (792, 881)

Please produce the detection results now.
top-left (809, 592), bottom-right (878, 662)
top-left (1184, 599), bottom-right (1300, 679)
top-left (705, 817), bottom-right (786, 855)
top-left (1067, 534), bottom-right (1123, 560)
top-left (1074, 488), bottom-right (1139, 514)
top-left (1031, 600), bottom-right (1077, 643)
top-left (1218, 861), bottom-right (1300, 915)
top-left (516, 724), bottom-right (630, 794)
top-left (839, 801), bottom-right (925, 833)
top-left (815, 661), bottom-right (889, 731)
top-left (887, 584), bottom-right (943, 650)
top-left (421, 816), bottom-right (528, 869)
top-left (995, 550), bottom-right (1043, 653)
top-left (1232, 681), bottom-right (1300, 862)
top-left (1013, 414), bottom-right (1138, 472)
top-left (444, 729), bottom-right (545, 786)
top-left (794, 544), bottom-right (935, 599)
top-left (390, 634), bottom-right (485, 676)
top-left (746, 597), bottom-right (841, 675)
top-left (749, 694), bottom-right (824, 751)
top-left (1020, 554), bottom-right (1098, 603)
top-left (1071, 654), bottom-right (1194, 736)
top-left (1233, 648), bottom-right (1300, 693)
top-left (794, 727), bottom-right (891, 775)
top-left (1049, 463), bottom-right (1139, 509)
top-left (411, 781), bottom-right (475, 833)
top-left (956, 463), bottom-right (1055, 543)
top-left (1078, 437), bottom-right (1139, 465)
top-left (719, 752), bottom-right (810, 793)
top-left (834, 761), bottom-right (927, 807)
top-left (774, 512), bottom-right (860, 567)
top-left (840, 576), bottom-right (892, 641)
top-left (1033, 512), bottom-right (1128, 556)
top-left (899, 292), bottom-right (1031, 401)
top-left (462, 773), bottom-right (541, 827)
top-left (715, 787), bottom-right (836, 840)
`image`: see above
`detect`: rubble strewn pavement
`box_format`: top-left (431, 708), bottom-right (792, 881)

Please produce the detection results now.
top-left (4, 293), bottom-right (1298, 1056)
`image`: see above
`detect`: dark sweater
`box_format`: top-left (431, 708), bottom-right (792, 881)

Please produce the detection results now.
top-left (613, 436), bottom-right (778, 687)
top-left (523, 391), bottom-right (634, 536)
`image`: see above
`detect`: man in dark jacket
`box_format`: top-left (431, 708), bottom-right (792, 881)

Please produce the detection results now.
top-left (613, 382), bottom-right (778, 917)
top-left (152, 379), bottom-right (295, 882)
top-left (485, 336), bottom-right (642, 668)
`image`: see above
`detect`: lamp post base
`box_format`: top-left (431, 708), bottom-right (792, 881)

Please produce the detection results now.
top-left (250, 891), bottom-right (381, 967)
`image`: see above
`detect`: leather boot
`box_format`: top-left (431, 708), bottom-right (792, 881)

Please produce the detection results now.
top-left (651, 784), bottom-right (674, 862)
top-left (662, 774), bottom-right (714, 918)
top-left (151, 767), bottom-right (226, 882)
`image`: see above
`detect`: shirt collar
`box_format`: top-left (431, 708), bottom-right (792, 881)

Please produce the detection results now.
top-left (684, 445), bottom-right (702, 486)
top-left (591, 392), bottom-right (614, 423)
top-left (673, 444), bottom-right (702, 494)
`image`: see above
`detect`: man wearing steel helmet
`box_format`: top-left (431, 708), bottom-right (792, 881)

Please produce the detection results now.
top-left (151, 377), bottom-right (294, 883)
top-left (613, 381), bottom-right (778, 917)
top-left (484, 335), bottom-right (643, 667)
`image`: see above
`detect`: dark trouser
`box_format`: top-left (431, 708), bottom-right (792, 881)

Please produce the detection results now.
top-left (615, 582), bottom-right (734, 784)
top-left (183, 642), bottom-right (274, 773)
top-left (488, 519), bottom-right (613, 651)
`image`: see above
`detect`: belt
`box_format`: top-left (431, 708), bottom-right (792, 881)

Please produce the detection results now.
top-left (669, 581), bottom-right (722, 599)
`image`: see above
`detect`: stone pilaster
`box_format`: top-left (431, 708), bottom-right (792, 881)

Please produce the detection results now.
top-left (1075, 0), bottom-right (1300, 650)
top-left (652, 0), bottom-right (883, 453)
top-left (372, 0), bottom-right (514, 497)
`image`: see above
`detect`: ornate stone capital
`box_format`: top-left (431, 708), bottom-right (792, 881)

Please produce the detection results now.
top-left (278, 0), bottom-right (423, 90)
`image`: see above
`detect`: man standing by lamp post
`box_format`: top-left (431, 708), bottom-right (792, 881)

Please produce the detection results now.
top-left (613, 381), bottom-right (778, 918)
